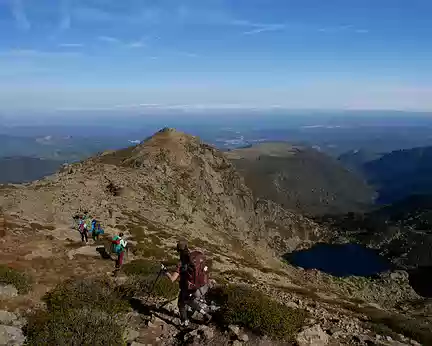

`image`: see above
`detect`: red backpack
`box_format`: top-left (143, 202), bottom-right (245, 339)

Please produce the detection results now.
top-left (186, 251), bottom-right (209, 290)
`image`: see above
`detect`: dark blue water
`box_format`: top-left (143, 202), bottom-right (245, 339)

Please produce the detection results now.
top-left (287, 243), bottom-right (392, 277)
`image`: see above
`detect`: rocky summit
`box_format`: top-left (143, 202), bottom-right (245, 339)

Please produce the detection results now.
top-left (0, 128), bottom-right (430, 346)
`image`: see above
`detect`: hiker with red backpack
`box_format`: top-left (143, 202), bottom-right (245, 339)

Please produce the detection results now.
top-left (163, 240), bottom-right (212, 327)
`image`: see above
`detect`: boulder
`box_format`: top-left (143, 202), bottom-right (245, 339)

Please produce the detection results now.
top-left (0, 285), bottom-right (18, 298)
top-left (197, 325), bottom-right (214, 340)
top-left (0, 325), bottom-right (25, 345)
top-left (239, 333), bottom-right (249, 342)
top-left (125, 328), bottom-right (140, 342)
top-left (228, 324), bottom-right (240, 336)
top-left (296, 325), bottom-right (329, 346)
top-left (0, 311), bottom-right (17, 325)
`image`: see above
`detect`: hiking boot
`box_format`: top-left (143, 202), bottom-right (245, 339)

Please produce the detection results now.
top-left (181, 320), bottom-right (190, 327)
top-left (203, 313), bottom-right (212, 323)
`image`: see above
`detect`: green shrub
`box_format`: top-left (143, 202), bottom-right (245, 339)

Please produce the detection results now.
top-left (25, 308), bottom-right (125, 346)
top-left (132, 242), bottom-right (167, 259)
top-left (123, 259), bottom-right (160, 277)
top-left (43, 278), bottom-right (129, 314)
top-left (0, 265), bottom-right (32, 294)
top-left (119, 275), bottom-right (179, 300)
top-left (208, 284), bottom-right (307, 341)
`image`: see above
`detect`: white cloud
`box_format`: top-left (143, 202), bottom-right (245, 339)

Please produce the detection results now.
top-left (73, 6), bottom-right (114, 23)
top-left (0, 49), bottom-right (82, 58)
top-left (10, 0), bottom-right (30, 30)
top-left (59, 0), bottom-right (71, 30)
top-left (318, 25), bottom-right (369, 34)
top-left (177, 51), bottom-right (199, 58)
top-left (127, 39), bottom-right (147, 48)
top-left (230, 19), bottom-right (285, 35)
top-left (243, 24), bottom-right (285, 35)
top-left (58, 43), bottom-right (83, 48)
top-left (98, 36), bottom-right (120, 44)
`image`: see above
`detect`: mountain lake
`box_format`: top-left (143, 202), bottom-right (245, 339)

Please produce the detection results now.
top-left (286, 243), bottom-right (392, 277)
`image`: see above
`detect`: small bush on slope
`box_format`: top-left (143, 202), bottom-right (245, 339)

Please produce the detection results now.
top-left (0, 264), bottom-right (32, 294)
top-left (123, 259), bottom-right (161, 277)
top-left (120, 259), bottom-right (179, 300)
top-left (118, 274), bottom-right (179, 300)
top-left (208, 284), bottom-right (307, 341)
top-left (25, 308), bottom-right (125, 346)
top-left (26, 278), bottom-right (128, 345)
top-left (43, 278), bottom-right (129, 314)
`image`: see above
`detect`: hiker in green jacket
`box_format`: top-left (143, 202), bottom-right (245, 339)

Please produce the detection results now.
top-left (112, 233), bottom-right (127, 275)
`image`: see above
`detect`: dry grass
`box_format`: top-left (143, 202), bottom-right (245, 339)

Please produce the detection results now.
top-left (222, 270), bottom-right (256, 283)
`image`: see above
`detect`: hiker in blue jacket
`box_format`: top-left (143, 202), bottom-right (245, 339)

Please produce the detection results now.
top-left (92, 222), bottom-right (104, 242)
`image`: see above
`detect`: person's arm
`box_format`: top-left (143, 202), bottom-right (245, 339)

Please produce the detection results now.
top-left (162, 263), bottom-right (180, 282)
top-left (166, 271), bottom-right (179, 282)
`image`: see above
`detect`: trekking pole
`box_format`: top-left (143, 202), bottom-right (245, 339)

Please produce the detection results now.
top-left (146, 264), bottom-right (166, 300)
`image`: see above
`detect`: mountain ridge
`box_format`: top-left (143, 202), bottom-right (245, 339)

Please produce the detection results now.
top-left (0, 128), bottom-right (429, 345)
top-left (226, 142), bottom-right (375, 216)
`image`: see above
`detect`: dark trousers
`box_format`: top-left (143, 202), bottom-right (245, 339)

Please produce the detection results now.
top-left (92, 232), bottom-right (100, 241)
top-left (115, 251), bottom-right (125, 269)
top-left (80, 231), bottom-right (88, 242)
top-left (178, 284), bottom-right (209, 321)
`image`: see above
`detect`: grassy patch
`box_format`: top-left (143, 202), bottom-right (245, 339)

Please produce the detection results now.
top-left (0, 265), bottom-right (32, 294)
top-left (25, 308), bottom-right (125, 346)
top-left (120, 259), bottom-right (179, 300)
top-left (119, 275), bottom-right (179, 300)
top-left (123, 259), bottom-right (161, 277)
top-left (222, 270), bottom-right (256, 283)
top-left (132, 242), bottom-right (169, 260)
top-left (43, 278), bottom-right (129, 314)
top-left (25, 277), bottom-right (128, 345)
top-left (188, 237), bottom-right (222, 254)
top-left (208, 284), bottom-right (307, 341)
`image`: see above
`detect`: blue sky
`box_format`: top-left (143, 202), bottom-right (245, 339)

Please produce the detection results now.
top-left (0, 0), bottom-right (431, 112)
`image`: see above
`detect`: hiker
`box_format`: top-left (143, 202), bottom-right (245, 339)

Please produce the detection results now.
top-left (84, 216), bottom-right (93, 233)
top-left (163, 240), bottom-right (212, 327)
top-left (112, 232), bottom-right (127, 274)
top-left (78, 216), bottom-right (88, 243)
top-left (92, 222), bottom-right (104, 242)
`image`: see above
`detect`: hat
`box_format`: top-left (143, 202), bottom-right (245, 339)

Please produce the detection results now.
top-left (176, 240), bottom-right (188, 252)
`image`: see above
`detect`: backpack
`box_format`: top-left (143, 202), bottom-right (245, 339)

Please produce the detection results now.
top-left (111, 236), bottom-right (123, 254)
top-left (185, 251), bottom-right (209, 290)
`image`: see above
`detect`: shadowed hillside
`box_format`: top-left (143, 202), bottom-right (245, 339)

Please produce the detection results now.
top-left (363, 146), bottom-right (432, 204)
top-left (226, 143), bottom-right (375, 216)
top-left (0, 157), bottom-right (63, 184)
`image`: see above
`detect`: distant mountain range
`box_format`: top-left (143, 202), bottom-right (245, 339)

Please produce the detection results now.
top-left (0, 157), bottom-right (63, 184)
top-left (226, 143), bottom-right (375, 216)
top-left (340, 146), bottom-right (432, 204)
